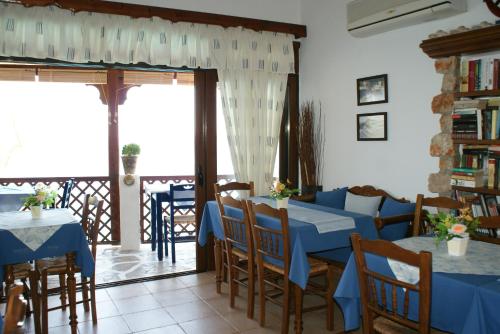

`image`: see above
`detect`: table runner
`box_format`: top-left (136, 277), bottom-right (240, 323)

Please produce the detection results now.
top-left (251, 197), bottom-right (355, 233)
top-left (388, 237), bottom-right (500, 284)
top-left (0, 209), bottom-right (78, 251)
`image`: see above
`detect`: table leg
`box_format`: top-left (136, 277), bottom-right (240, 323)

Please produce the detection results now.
top-left (215, 239), bottom-right (222, 293)
top-left (66, 252), bottom-right (78, 334)
top-left (4, 264), bottom-right (14, 294)
top-left (294, 284), bottom-right (303, 334)
top-left (156, 197), bottom-right (164, 261)
top-left (151, 195), bottom-right (157, 251)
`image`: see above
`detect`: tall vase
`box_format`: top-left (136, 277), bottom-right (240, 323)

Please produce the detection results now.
top-left (276, 197), bottom-right (289, 209)
top-left (30, 205), bottom-right (42, 219)
top-left (447, 233), bottom-right (469, 256)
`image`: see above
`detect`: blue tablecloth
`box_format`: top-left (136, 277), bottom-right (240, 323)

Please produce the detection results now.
top-left (0, 211), bottom-right (95, 281)
top-left (334, 248), bottom-right (500, 333)
top-left (198, 199), bottom-right (378, 289)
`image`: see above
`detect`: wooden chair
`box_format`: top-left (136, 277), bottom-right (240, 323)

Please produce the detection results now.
top-left (215, 194), bottom-right (255, 318)
top-left (2, 283), bottom-right (27, 334)
top-left (247, 201), bottom-right (335, 334)
top-left (412, 194), bottom-right (467, 236)
top-left (3, 263), bottom-right (36, 321)
top-left (214, 181), bottom-right (255, 198)
top-left (474, 216), bottom-right (500, 244)
top-left (34, 195), bottom-right (104, 334)
top-left (351, 233), bottom-right (432, 334)
top-left (213, 181), bottom-right (255, 293)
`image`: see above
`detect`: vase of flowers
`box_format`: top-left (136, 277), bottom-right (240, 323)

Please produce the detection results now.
top-left (23, 183), bottom-right (57, 219)
top-left (269, 180), bottom-right (299, 209)
top-left (428, 208), bottom-right (478, 256)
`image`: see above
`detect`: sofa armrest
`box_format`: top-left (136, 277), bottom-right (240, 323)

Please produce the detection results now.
top-left (374, 213), bottom-right (415, 230)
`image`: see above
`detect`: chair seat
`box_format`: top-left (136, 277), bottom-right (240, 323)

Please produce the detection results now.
top-left (231, 247), bottom-right (248, 260)
top-left (12, 263), bottom-right (32, 279)
top-left (36, 257), bottom-right (81, 274)
top-left (262, 256), bottom-right (328, 276)
top-left (373, 316), bottom-right (418, 334)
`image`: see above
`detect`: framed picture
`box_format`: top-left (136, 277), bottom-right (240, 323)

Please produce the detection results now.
top-left (357, 112), bottom-right (387, 141)
top-left (357, 74), bottom-right (388, 106)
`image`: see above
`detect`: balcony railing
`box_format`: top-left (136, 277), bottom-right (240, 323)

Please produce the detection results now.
top-left (1, 175), bottom-right (235, 244)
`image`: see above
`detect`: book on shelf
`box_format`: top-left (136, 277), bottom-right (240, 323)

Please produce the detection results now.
top-left (450, 168), bottom-right (486, 187)
top-left (483, 195), bottom-right (500, 216)
top-left (453, 189), bottom-right (486, 217)
top-left (452, 99), bottom-right (500, 140)
top-left (460, 57), bottom-right (500, 92)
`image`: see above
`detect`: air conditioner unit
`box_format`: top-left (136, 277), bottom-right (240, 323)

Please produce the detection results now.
top-left (347, 0), bottom-right (467, 37)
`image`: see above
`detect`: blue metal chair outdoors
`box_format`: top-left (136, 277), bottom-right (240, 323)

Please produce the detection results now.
top-left (164, 183), bottom-right (196, 263)
top-left (61, 178), bottom-right (75, 209)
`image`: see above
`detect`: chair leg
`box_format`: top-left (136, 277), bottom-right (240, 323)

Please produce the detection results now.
top-left (282, 280), bottom-right (290, 334)
top-left (233, 256), bottom-right (240, 297)
top-left (21, 278), bottom-right (31, 317)
top-left (29, 270), bottom-right (41, 334)
top-left (229, 261), bottom-right (236, 309)
top-left (41, 273), bottom-right (49, 334)
top-left (82, 276), bottom-right (90, 312)
top-left (258, 268), bottom-right (266, 327)
top-left (151, 196), bottom-right (157, 252)
top-left (247, 261), bottom-right (255, 319)
top-left (293, 284), bottom-right (303, 334)
top-left (326, 266), bottom-right (335, 331)
top-left (59, 273), bottom-right (67, 311)
top-left (170, 216), bottom-right (176, 263)
top-left (214, 240), bottom-right (223, 293)
top-left (90, 277), bottom-right (97, 324)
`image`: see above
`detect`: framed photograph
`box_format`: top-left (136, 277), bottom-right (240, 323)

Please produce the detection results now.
top-left (357, 112), bottom-right (387, 141)
top-left (357, 74), bottom-right (388, 106)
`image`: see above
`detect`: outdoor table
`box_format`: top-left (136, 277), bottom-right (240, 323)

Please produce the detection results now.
top-left (0, 209), bottom-right (94, 334)
top-left (145, 184), bottom-right (195, 261)
top-left (0, 185), bottom-right (34, 212)
top-left (334, 236), bottom-right (500, 334)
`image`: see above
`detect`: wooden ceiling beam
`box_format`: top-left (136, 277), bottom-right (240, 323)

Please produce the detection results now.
top-left (13, 0), bottom-right (307, 38)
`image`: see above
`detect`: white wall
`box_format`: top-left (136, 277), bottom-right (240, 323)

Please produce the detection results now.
top-left (107, 0), bottom-right (301, 24)
top-left (299, 0), bottom-right (495, 200)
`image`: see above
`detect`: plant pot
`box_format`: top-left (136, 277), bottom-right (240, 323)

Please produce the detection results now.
top-left (121, 155), bottom-right (138, 175)
top-left (276, 197), bottom-right (289, 209)
top-left (447, 234), bottom-right (469, 256)
top-left (30, 205), bottom-right (42, 219)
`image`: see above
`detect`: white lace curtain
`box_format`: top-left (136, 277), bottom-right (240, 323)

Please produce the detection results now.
top-left (0, 3), bottom-right (294, 193)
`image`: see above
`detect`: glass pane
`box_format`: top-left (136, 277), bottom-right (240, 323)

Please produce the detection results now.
top-left (119, 83), bottom-right (195, 176)
top-left (0, 81), bottom-right (108, 177)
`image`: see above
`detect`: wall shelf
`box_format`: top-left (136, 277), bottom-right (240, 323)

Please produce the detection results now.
top-left (455, 90), bottom-right (500, 98)
top-left (453, 139), bottom-right (500, 145)
top-left (452, 185), bottom-right (500, 195)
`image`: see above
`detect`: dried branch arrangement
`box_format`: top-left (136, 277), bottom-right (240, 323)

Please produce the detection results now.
top-left (297, 101), bottom-right (325, 190)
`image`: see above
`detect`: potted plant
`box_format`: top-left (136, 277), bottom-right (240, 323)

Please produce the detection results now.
top-left (121, 143), bottom-right (141, 175)
top-left (296, 101), bottom-right (325, 195)
top-left (428, 207), bottom-right (479, 256)
top-left (269, 180), bottom-right (299, 209)
top-left (23, 183), bottom-right (57, 219)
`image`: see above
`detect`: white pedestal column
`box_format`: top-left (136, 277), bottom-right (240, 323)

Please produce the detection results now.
top-left (119, 175), bottom-right (141, 251)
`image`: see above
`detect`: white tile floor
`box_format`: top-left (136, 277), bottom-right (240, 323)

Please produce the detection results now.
top-left (11, 271), bottom-right (363, 334)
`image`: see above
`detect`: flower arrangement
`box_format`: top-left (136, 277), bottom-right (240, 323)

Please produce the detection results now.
top-left (269, 180), bottom-right (299, 200)
top-left (23, 183), bottom-right (57, 208)
top-left (427, 207), bottom-right (479, 245)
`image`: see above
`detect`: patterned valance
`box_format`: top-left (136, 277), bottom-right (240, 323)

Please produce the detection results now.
top-left (0, 3), bottom-right (295, 74)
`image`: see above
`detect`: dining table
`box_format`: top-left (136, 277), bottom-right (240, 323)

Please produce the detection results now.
top-left (0, 185), bottom-right (34, 212)
top-left (0, 208), bottom-right (94, 334)
top-left (198, 197), bottom-right (379, 333)
top-left (334, 236), bottom-right (500, 334)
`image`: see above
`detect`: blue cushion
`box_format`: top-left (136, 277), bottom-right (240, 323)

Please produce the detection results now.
top-left (315, 187), bottom-right (348, 209)
top-left (378, 198), bottom-right (416, 241)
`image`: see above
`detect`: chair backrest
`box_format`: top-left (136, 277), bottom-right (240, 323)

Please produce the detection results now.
top-left (3, 283), bottom-right (27, 334)
top-left (215, 194), bottom-right (253, 261)
top-left (81, 194), bottom-right (105, 260)
top-left (474, 216), bottom-right (500, 244)
top-left (61, 178), bottom-right (75, 209)
top-left (247, 201), bottom-right (290, 273)
top-left (412, 194), bottom-right (468, 236)
top-left (169, 183), bottom-right (196, 209)
top-left (214, 181), bottom-right (255, 199)
top-left (351, 233), bottom-right (432, 334)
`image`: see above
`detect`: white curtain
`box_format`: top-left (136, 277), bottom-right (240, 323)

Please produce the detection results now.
top-left (0, 3), bottom-right (294, 193)
top-left (218, 70), bottom-right (288, 195)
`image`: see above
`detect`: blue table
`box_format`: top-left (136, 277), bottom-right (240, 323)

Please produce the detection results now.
top-left (0, 185), bottom-right (34, 212)
top-left (198, 198), bottom-right (378, 289)
top-left (0, 209), bottom-right (95, 334)
top-left (334, 237), bottom-right (500, 334)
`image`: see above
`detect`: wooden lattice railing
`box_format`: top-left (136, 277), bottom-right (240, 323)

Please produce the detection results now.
top-left (140, 174), bottom-right (235, 243)
top-left (0, 177), bottom-right (113, 243)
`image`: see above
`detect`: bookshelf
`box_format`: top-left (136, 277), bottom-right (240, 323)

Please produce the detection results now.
top-left (452, 185), bottom-right (500, 196)
top-left (455, 89), bottom-right (500, 98)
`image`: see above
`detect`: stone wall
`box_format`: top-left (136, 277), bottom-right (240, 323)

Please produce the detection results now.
top-left (428, 56), bottom-right (460, 196)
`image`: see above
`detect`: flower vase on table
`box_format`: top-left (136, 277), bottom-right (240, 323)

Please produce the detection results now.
top-left (23, 182), bottom-right (57, 220)
top-left (428, 207), bottom-right (478, 257)
top-left (269, 180), bottom-right (299, 210)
